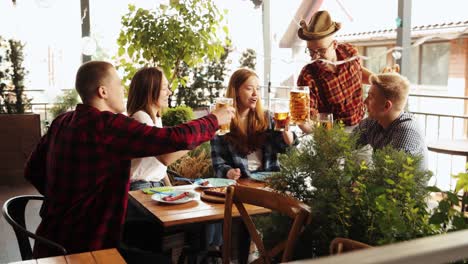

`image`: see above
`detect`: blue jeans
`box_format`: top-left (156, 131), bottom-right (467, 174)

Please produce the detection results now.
top-left (206, 223), bottom-right (223, 247)
top-left (129, 180), bottom-right (164, 191)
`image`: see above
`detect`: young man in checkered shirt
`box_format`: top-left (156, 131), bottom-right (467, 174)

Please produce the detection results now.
top-left (296, 11), bottom-right (373, 131)
top-left (352, 73), bottom-right (428, 169)
top-left (24, 61), bottom-right (234, 261)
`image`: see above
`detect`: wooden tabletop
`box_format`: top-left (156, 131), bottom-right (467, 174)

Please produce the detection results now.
top-left (9, 248), bottom-right (126, 264)
top-left (427, 139), bottom-right (468, 157)
top-left (129, 179), bottom-right (270, 228)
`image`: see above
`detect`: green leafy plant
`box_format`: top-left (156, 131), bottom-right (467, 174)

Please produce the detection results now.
top-left (117, 1), bottom-right (229, 90)
top-left (162, 106), bottom-right (214, 180)
top-left (0, 37), bottom-right (32, 114)
top-left (428, 165), bottom-right (468, 232)
top-left (161, 105), bottom-right (194, 127)
top-left (173, 45), bottom-right (231, 108)
top-left (262, 124), bottom-right (434, 258)
top-left (49, 90), bottom-right (80, 119)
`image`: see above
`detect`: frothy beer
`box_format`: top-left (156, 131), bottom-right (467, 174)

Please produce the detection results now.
top-left (273, 112), bottom-right (288, 131)
top-left (213, 97), bottom-right (233, 135)
top-left (216, 102), bottom-right (230, 134)
top-left (317, 120), bottom-right (333, 130)
top-left (289, 91), bottom-right (310, 124)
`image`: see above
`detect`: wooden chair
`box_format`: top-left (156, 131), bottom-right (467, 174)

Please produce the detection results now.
top-left (329, 237), bottom-right (372, 255)
top-left (223, 185), bottom-right (311, 264)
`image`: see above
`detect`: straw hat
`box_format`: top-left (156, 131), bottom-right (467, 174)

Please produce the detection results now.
top-left (298, 11), bottom-right (341, 41)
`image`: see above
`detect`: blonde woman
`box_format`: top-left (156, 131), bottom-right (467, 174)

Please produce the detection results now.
top-left (127, 67), bottom-right (187, 190)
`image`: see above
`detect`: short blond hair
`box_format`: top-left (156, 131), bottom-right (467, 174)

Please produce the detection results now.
top-left (369, 73), bottom-right (410, 110)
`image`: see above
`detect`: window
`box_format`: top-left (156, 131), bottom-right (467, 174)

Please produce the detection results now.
top-left (407, 46), bottom-right (420, 84)
top-left (365, 46), bottom-right (388, 74)
top-left (420, 42), bottom-right (450, 86)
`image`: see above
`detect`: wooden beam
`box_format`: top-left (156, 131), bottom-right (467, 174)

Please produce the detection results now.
top-left (80, 0), bottom-right (91, 63)
top-left (396, 0), bottom-right (412, 77)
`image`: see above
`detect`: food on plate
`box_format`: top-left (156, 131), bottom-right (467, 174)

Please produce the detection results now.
top-left (204, 187), bottom-right (228, 197)
top-left (200, 180), bottom-right (210, 186)
top-left (162, 192), bottom-right (189, 202)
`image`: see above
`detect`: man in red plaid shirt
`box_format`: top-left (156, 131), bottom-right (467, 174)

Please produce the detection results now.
top-left (24, 61), bottom-right (234, 260)
top-left (296, 11), bottom-right (373, 131)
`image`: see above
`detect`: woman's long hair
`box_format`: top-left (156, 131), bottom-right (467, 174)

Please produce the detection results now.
top-left (224, 68), bottom-right (269, 155)
top-left (126, 67), bottom-right (164, 122)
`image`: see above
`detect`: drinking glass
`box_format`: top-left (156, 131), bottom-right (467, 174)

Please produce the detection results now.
top-left (289, 86), bottom-right (310, 125)
top-left (316, 113), bottom-right (333, 130)
top-left (270, 98), bottom-right (289, 131)
top-left (212, 97), bottom-right (233, 135)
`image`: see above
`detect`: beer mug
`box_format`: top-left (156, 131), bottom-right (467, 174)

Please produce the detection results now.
top-left (289, 86), bottom-right (310, 125)
top-left (211, 97), bottom-right (233, 135)
top-left (316, 113), bottom-right (333, 130)
top-left (270, 99), bottom-right (289, 131)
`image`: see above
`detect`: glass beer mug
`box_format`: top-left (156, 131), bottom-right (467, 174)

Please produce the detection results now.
top-left (270, 98), bottom-right (289, 131)
top-left (211, 97), bottom-right (233, 135)
top-left (316, 113), bottom-right (333, 130)
top-left (289, 86), bottom-right (310, 125)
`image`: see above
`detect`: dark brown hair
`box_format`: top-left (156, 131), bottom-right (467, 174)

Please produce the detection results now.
top-left (126, 67), bottom-right (164, 122)
top-left (225, 68), bottom-right (269, 155)
top-left (75, 61), bottom-right (114, 102)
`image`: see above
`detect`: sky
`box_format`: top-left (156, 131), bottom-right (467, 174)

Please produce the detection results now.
top-left (0, 0), bottom-right (467, 102)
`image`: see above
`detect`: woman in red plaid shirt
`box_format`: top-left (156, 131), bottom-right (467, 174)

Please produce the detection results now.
top-left (24, 61), bottom-right (234, 261)
top-left (297, 11), bottom-right (373, 132)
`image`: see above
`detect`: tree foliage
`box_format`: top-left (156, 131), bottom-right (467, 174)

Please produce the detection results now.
top-left (239, 48), bottom-right (257, 70)
top-left (0, 37), bottom-right (31, 114)
top-left (50, 90), bottom-right (81, 119)
top-left (117, 1), bottom-right (229, 90)
top-left (173, 45), bottom-right (231, 108)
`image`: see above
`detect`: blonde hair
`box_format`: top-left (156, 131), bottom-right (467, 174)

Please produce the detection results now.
top-left (225, 68), bottom-right (269, 155)
top-left (127, 67), bottom-right (164, 123)
top-left (369, 73), bottom-right (410, 110)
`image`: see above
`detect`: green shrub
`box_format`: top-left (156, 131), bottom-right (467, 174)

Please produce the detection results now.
top-left (161, 105), bottom-right (194, 126)
top-left (261, 124), bottom-right (434, 258)
top-left (50, 90), bottom-right (80, 119)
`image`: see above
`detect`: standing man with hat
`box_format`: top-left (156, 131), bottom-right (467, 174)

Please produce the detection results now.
top-left (297, 11), bottom-right (373, 132)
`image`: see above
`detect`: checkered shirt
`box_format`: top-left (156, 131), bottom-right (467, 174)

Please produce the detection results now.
top-left (353, 112), bottom-right (428, 168)
top-left (25, 104), bottom-right (218, 257)
top-left (297, 43), bottom-right (365, 126)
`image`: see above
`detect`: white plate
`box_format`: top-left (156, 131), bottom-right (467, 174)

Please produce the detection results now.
top-left (151, 191), bottom-right (199, 204)
top-left (193, 178), bottom-right (236, 189)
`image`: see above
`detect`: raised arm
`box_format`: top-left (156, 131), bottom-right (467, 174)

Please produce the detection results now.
top-left (361, 66), bottom-right (373, 85)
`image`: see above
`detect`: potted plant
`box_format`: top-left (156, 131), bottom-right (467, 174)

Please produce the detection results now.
top-left (0, 36), bottom-right (40, 185)
top-left (162, 106), bottom-right (214, 182)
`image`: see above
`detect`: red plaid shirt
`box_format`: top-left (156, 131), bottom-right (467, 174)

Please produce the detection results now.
top-left (25, 104), bottom-right (218, 257)
top-left (297, 43), bottom-right (365, 126)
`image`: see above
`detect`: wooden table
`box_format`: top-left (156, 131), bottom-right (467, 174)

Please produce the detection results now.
top-left (128, 179), bottom-right (269, 229)
top-left (427, 139), bottom-right (468, 158)
top-left (9, 248), bottom-right (126, 264)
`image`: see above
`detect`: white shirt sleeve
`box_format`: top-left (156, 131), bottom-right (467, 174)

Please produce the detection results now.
top-left (129, 111), bottom-right (168, 182)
